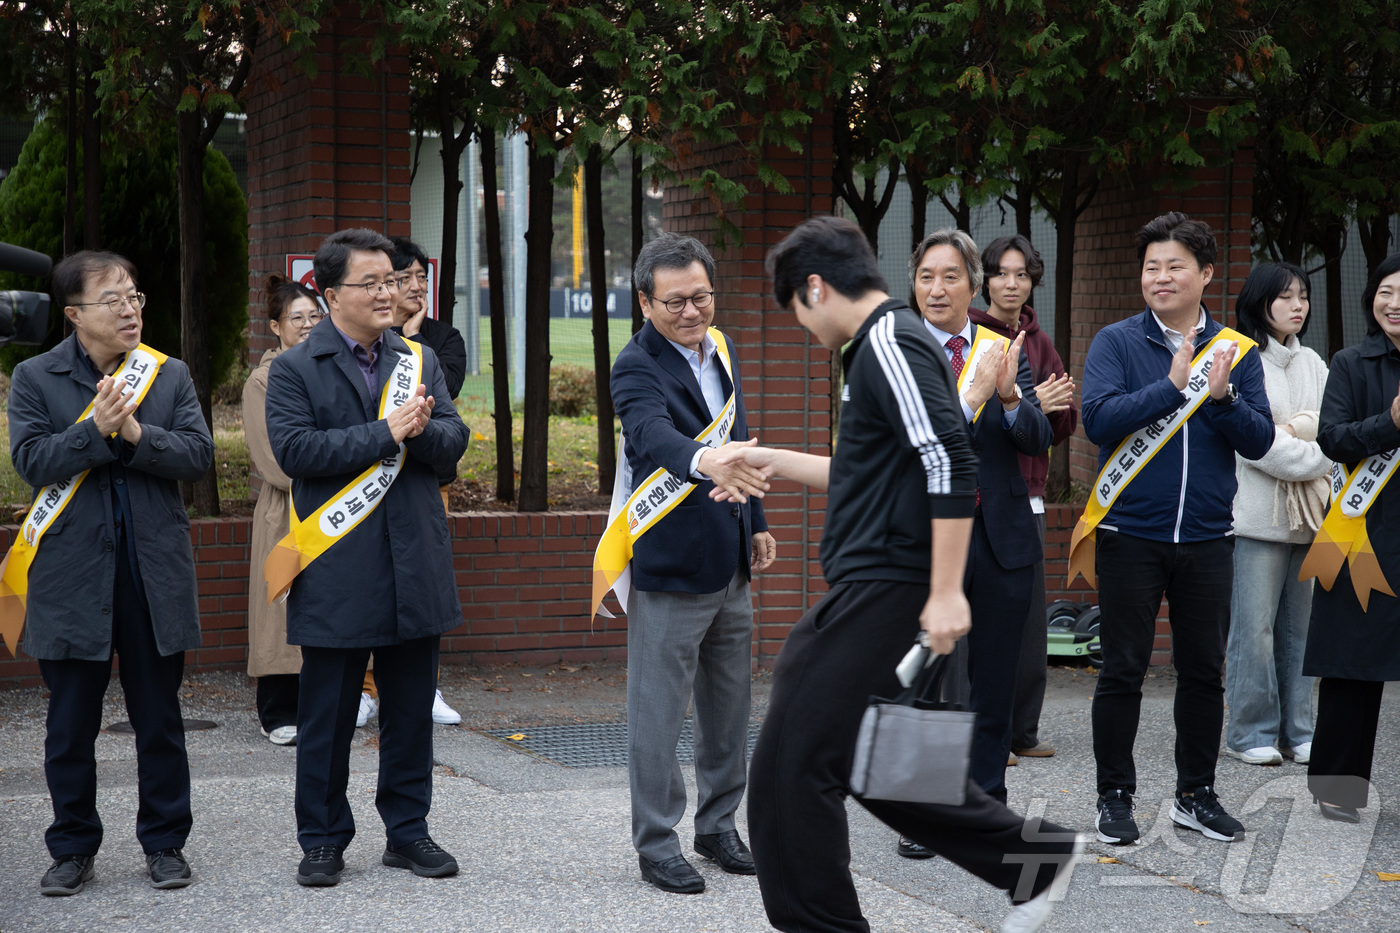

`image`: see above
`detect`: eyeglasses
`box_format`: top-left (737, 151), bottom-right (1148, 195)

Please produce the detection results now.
top-left (284, 311), bottom-right (324, 327)
top-left (648, 291), bottom-right (715, 314)
top-left (338, 279), bottom-right (400, 297)
top-left (394, 272), bottom-right (429, 290)
top-left (71, 293), bottom-right (146, 313)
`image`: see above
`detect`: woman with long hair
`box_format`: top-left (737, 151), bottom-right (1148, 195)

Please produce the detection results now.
top-left (245, 274), bottom-right (322, 745)
top-left (1224, 262), bottom-right (1330, 767)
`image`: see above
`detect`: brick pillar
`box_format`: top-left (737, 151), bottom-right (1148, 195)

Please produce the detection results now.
top-left (244, 13), bottom-right (412, 361)
top-left (663, 117), bottom-right (838, 664)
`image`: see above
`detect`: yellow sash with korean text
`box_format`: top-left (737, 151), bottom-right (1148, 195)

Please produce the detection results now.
top-left (0, 344), bottom-right (168, 655)
top-left (263, 340), bottom-right (423, 604)
top-left (957, 326), bottom-right (1009, 422)
top-left (589, 328), bottom-right (735, 620)
top-left (1299, 452), bottom-right (1399, 611)
top-left (1067, 328), bottom-right (1257, 588)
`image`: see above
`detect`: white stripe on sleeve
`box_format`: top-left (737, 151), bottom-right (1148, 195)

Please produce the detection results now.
top-left (869, 313), bottom-right (951, 494)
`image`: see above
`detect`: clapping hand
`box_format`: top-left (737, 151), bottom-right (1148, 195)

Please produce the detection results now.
top-left (387, 384), bottom-right (434, 442)
top-left (1035, 372), bottom-right (1075, 415)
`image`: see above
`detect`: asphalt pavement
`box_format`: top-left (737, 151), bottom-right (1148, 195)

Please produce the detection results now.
top-left (1, 661), bottom-right (1397, 933)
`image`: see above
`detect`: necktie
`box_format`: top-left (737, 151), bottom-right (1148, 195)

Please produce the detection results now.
top-left (946, 335), bottom-right (981, 510)
top-left (946, 335), bottom-right (967, 380)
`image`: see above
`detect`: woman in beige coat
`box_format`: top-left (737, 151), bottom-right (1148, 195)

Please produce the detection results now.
top-left (245, 274), bottom-right (322, 745)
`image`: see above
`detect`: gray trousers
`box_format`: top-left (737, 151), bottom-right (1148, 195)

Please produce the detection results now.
top-left (628, 569), bottom-right (753, 862)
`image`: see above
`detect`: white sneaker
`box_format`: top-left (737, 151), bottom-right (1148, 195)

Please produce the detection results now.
top-left (1000, 833), bottom-right (1086, 933)
top-left (1285, 742), bottom-right (1312, 764)
top-left (1224, 745), bottom-right (1282, 765)
top-left (432, 689), bottom-right (461, 725)
top-left (357, 692), bottom-right (377, 728)
top-left (261, 725), bottom-right (298, 746)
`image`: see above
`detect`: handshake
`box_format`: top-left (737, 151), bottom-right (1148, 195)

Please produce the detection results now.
top-left (697, 438), bottom-right (777, 504)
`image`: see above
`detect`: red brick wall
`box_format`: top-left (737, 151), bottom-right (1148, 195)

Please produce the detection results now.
top-left (244, 10), bottom-right (412, 361)
top-left (0, 508), bottom-right (1142, 687)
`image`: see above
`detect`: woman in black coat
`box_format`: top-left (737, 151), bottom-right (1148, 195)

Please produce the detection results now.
top-left (1304, 251), bottom-right (1400, 822)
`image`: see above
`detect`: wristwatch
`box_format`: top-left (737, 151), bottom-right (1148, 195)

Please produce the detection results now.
top-left (1210, 383), bottom-right (1238, 406)
top-left (998, 384), bottom-right (1022, 407)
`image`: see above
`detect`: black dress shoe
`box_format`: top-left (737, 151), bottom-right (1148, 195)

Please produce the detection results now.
top-left (639, 854), bottom-right (705, 893)
top-left (40, 855), bottom-right (95, 896)
top-left (897, 836), bottom-right (935, 860)
top-left (1315, 797), bottom-right (1362, 824)
top-left (297, 844), bottom-right (345, 886)
top-left (383, 837), bottom-right (459, 877)
top-left (694, 830), bottom-right (756, 875)
top-left (146, 849), bottom-right (193, 889)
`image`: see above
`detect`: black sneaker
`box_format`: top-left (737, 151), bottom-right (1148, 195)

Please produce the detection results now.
top-left (382, 837), bottom-right (458, 877)
top-left (1096, 789), bottom-right (1140, 845)
top-left (1171, 785), bottom-right (1245, 841)
top-left (297, 844), bottom-right (345, 886)
top-left (146, 848), bottom-right (193, 889)
top-left (896, 836), bottom-right (935, 859)
top-left (40, 855), bottom-right (95, 896)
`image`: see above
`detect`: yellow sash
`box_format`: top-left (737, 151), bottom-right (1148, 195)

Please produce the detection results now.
top-left (590, 327), bottom-right (735, 620)
top-left (957, 326), bottom-right (1011, 422)
top-left (1299, 452), bottom-right (1399, 611)
top-left (1067, 327), bottom-right (1257, 587)
top-left (264, 340), bottom-right (424, 604)
top-left (0, 343), bottom-right (169, 656)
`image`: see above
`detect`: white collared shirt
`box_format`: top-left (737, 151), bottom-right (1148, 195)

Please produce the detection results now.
top-left (921, 317), bottom-right (1017, 428)
top-left (1152, 307), bottom-right (1208, 353)
top-left (663, 333), bottom-right (726, 478)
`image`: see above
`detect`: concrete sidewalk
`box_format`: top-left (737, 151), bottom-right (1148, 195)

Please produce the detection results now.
top-left (0, 662), bottom-right (1396, 932)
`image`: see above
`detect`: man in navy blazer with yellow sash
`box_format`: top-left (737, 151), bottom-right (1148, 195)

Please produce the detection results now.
top-left (265, 228), bottom-right (468, 887)
top-left (610, 234), bottom-right (775, 894)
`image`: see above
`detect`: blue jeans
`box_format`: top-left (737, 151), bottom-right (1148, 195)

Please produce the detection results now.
top-left (1225, 536), bottom-right (1315, 752)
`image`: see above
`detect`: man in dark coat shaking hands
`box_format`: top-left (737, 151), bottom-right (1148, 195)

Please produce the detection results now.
top-left (265, 228), bottom-right (469, 887)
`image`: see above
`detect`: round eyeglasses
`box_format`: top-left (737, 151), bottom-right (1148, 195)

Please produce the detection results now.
top-left (648, 291), bottom-right (715, 314)
top-left (71, 293), bottom-right (147, 314)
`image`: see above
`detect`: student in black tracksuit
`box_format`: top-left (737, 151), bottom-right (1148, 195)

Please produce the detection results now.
top-left (708, 217), bottom-right (1082, 933)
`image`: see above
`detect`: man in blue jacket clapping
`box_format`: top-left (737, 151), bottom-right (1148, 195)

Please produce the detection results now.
top-left (1077, 212), bottom-right (1273, 846)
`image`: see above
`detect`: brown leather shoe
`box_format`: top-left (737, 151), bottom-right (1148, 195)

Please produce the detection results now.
top-left (1008, 753), bottom-right (1019, 766)
top-left (1013, 742), bottom-right (1056, 758)
top-left (1013, 739), bottom-right (1052, 756)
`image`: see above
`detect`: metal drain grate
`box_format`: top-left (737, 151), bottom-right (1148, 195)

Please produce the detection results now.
top-left (480, 720), bottom-right (761, 768)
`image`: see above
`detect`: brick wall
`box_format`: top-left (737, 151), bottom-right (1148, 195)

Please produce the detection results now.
top-left (0, 507), bottom-right (1134, 688)
top-left (244, 9), bottom-right (412, 360)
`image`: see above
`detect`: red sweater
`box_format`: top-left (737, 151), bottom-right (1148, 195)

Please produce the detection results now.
top-left (969, 305), bottom-right (1078, 498)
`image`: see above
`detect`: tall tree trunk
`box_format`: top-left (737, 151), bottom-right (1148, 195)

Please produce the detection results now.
top-left (63, 37), bottom-right (78, 258)
top-left (1358, 214), bottom-right (1393, 281)
top-left (1046, 153), bottom-right (1081, 501)
top-left (436, 91), bottom-right (469, 333)
top-left (175, 110), bottom-right (218, 515)
top-left (907, 162), bottom-right (927, 246)
top-left (585, 148), bottom-right (616, 494)
top-left (518, 137), bottom-right (556, 512)
top-left (82, 62), bottom-right (101, 249)
top-left (480, 130), bottom-right (515, 502)
top-left (1013, 175), bottom-right (1033, 238)
top-left (631, 146), bottom-right (644, 334)
top-left (940, 189), bottom-right (970, 234)
top-left (1322, 220), bottom-right (1346, 360)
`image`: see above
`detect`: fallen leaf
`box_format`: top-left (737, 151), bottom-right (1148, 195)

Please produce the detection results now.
top-left (560, 666), bottom-right (579, 672)
top-left (1097, 856), bottom-right (1121, 864)
top-left (473, 432), bottom-right (487, 440)
top-left (1193, 922), bottom-right (1210, 927)
top-left (507, 733), bottom-right (527, 741)
top-left (1376, 872), bottom-right (1400, 881)
top-left (487, 686), bottom-right (513, 693)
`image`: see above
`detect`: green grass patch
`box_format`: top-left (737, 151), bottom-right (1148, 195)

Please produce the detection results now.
top-left (455, 397), bottom-right (604, 495)
top-left (454, 316), bottom-right (634, 406)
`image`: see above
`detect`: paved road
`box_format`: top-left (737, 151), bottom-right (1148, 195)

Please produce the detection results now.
top-left (0, 663), bottom-right (1396, 932)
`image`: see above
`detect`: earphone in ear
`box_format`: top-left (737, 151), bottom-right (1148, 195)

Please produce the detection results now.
top-left (812, 288), bottom-right (821, 302)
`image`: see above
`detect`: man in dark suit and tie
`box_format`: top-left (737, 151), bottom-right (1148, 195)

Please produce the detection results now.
top-left (899, 230), bottom-right (1053, 860)
top-left (609, 233), bottom-right (776, 894)
top-left (265, 228), bottom-right (470, 887)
